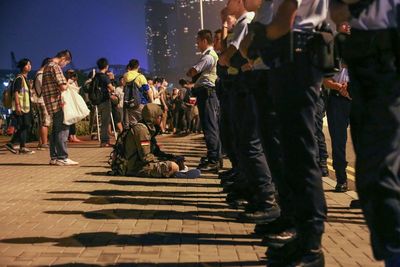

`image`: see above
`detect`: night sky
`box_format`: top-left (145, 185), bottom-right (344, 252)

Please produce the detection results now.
top-left (0, 0), bottom-right (150, 70)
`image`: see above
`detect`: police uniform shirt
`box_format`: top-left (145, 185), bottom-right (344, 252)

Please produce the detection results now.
top-left (272, 0), bottom-right (328, 32)
top-left (227, 12), bottom-right (256, 49)
top-left (253, 1), bottom-right (274, 70)
top-left (192, 47), bottom-right (218, 88)
top-left (254, 0), bottom-right (274, 25)
top-left (350, 0), bottom-right (399, 30)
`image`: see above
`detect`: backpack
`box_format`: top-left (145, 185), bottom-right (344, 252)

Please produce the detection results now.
top-left (87, 73), bottom-right (104, 105)
top-left (2, 81), bottom-right (13, 109)
top-left (123, 75), bottom-right (142, 109)
top-left (107, 127), bottom-right (136, 176)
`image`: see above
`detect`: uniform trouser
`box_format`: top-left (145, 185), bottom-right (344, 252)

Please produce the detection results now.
top-left (326, 94), bottom-right (350, 184)
top-left (315, 93), bottom-right (329, 166)
top-left (250, 70), bottom-right (294, 218)
top-left (269, 52), bottom-right (327, 249)
top-left (218, 80), bottom-right (238, 169)
top-left (231, 73), bottom-right (276, 208)
top-left (344, 29), bottom-right (400, 260)
top-left (196, 86), bottom-right (221, 163)
top-left (97, 100), bottom-right (111, 143)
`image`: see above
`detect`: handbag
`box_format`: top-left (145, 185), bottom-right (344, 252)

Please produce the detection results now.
top-left (62, 84), bottom-right (90, 125)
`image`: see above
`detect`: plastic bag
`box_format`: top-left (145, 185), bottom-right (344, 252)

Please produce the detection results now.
top-left (62, 85), bottom-right (90, 125)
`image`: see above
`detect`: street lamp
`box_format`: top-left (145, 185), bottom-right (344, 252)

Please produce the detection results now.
top-left (199, 0), bottom-right (203, 29)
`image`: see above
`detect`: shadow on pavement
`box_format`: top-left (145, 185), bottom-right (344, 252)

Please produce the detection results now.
top-left (44, 196), bottom-right (229, 209)
top-left (75, 179), bottom-right (221, 188)
top-left (50, 262), bottom-right (266, 267)
top-left (43, 208), bottom-right (238, 222)
top-left (0, 163), bottom-right (52, 166)
top-left (47, 189), bottom-right (223, 198)
top-left (327, 216), bottom-right (365, 225)
top-left (0, 231), bottom-right (260, 247)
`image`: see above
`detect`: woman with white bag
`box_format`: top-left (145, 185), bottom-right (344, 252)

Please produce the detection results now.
top-left (65, 70), bottom-right (83, 143)
top-left (62, 72), bottom-right (90, 127)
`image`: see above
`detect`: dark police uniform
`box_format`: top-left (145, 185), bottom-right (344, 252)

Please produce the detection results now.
top-left (264, 0), bottom-right (329, 264)
top-left (339, 0), bottom-right (400, 263)
top-left (246, 1), bottom-right (294, 225)
top-left (191, 47), bottom-right (221, 165)
top-left (227, 11), bottom-right (280, 217)
top-left (325, 66), bottom-right (350, 187)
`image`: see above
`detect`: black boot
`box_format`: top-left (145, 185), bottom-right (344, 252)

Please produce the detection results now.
top-left (239, 200), bottom-right (281, 224)
top-left (262, 227), bottom-right (297, 248)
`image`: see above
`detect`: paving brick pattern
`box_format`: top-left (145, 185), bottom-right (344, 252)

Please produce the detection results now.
top-left (0, 134), bottom-right (382, 266)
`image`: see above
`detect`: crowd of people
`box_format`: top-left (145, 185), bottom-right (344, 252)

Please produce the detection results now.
top-left (2, 55), bottom-right (203, 155)
top-left (2, 0), bottom-right (400, 266)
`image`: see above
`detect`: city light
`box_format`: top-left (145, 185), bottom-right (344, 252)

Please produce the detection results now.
top-left (3, 81), bottom-right (9, 87)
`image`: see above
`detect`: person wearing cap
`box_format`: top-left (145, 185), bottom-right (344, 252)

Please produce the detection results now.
top-left (120, 103), bottom-right (179, 177)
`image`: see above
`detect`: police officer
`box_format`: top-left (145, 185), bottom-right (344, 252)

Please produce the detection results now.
top-left (110, 103), bottom-right (179, 177)
top-left (331, 1), bottom-right (400, 266)
top-left (259, 0), bottom-right (329, 265)
top-left (219, 0), bottom-right (280, 223)
top-left (186, 29), bottom-right (221, 172)
top-left (240, 0), bottom-right (297, 248)
top-left (323, 22), bottom-right (351, 192)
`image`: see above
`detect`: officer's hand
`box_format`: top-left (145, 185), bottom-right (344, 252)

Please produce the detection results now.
top-left (241, 61), bottom-right (254, 72)
top-left (239, 33), bottom-right (255, 59)
top-left (218, 55), bottom-right (229, 67)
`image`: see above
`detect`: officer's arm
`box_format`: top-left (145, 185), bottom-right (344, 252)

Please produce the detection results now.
top-left (265, 0), bottom-right (298, 40)
top-left (219, 45), bottom-right (237, 66)
top-left (186, 68), bottom-right (198, 78)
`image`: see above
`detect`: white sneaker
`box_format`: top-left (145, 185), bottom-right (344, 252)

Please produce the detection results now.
top-left (49, 159), bottom-right (57, 165)
top-left (56, 158), bottom-right (79, 166)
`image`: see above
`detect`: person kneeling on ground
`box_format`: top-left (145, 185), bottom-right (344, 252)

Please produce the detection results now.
top-left (109, 103), bottom-right (179, 177)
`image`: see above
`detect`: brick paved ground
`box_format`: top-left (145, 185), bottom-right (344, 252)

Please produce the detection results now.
top-left (0, 134), bottom-right (382, 266)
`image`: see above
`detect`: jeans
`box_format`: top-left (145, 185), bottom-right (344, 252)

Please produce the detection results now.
top-left (97, 100), bottom-right (111, 143)
top-left (50, 110), bottom-right (69, 160)
top-left (10, 112), bottom-right (31, 148)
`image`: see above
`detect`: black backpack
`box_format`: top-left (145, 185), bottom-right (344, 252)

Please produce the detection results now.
top-left (88, 74), bottom-right (104, 105)
top-left (123, 75), bottom-right (142, 109)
